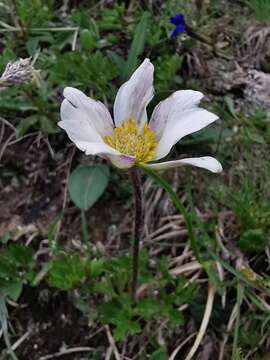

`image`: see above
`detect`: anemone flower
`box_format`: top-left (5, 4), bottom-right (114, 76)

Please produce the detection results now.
top-left (59, 58), bottom-right (222, 174)
top-left (59, 58), bottom-right (222, 300)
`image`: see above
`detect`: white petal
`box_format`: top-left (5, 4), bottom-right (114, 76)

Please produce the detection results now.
top-left (149, 90), bottom-right (219, 160)
top-left (108, 154), bottom-right (136, 169)
top-left (59, 87), bottom-right (114, 144)
top-left (113, 59), bottom-right (154, 129)
top-left (75, 141), bottom-right (135, 169)
top-left (75, 141), bottom-right (121, 156)
top-left (153, 108), bottom-right (218, 160)
top-left (150, 90), bottom-right (204, 140)
top-left (144, 156), bottom-right (222, 173)
top-left (59, 99), bottom-right (101, 143)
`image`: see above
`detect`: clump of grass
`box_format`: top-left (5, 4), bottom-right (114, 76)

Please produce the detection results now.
top-left (245, 0), bottom-right (270, 22)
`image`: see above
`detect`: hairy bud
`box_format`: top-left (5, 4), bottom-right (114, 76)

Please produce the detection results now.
top-left (0, 58), bottom-right (34, 87)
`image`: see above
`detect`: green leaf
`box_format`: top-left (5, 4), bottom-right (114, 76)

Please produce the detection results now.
top-left (0, 233), bottom-right (11, 244)
top-left (47, 214), bottom-right (63, 252)
top-left (80, 29), bottom-right (96, 51)
top-left (246, 129), bottom-right (266, 144)
top-left (225, 95), bottom-right (238, 119)
top-left (122, 12), bottom-right (148, 80)
top-left (0, 281), bottom-right (23, 301)
top-left (136, 298), bottom-right (161, 320)
top-left (0, 96), bottom-right (36, 112)
top-left (100, 299), bottom-right (141, 341)
top-left (149, 348), bottom-right (168, 360)
top-left (40, 115), bottom-right (58, 134)
top-left (203, 260), bottom-right (224, 295)
top-left (181, 127), bottom-right (233, 146)
top-left (48, 253), bottom-right (86, 290)
top-left (106, 50), bottom-right (125, 72)
top-left (239, 229), bottom-right (268, 253)
top-left (90, 258), bottom-right (106, 277)
top-left (26, 37), bottom-right (40, 56)
top-left (68, 164), bottom-right (109, 211)
top-left (114, 318), bottom-right (140, 341)
top-left (8, 244), bottom-right (33, 266)
top-left (16, 115), bottom-right (38, 137)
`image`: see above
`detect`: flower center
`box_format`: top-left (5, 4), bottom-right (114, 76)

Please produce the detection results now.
top-left (104, 119), bottom-right (157, 163)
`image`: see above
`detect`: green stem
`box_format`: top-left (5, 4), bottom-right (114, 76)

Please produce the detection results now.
top-left (142, 168), bottom-right (200, 261)
top-left (232, 281), bottom-right (244, 359)
top-left (81, 210), bottom-right (90, 253)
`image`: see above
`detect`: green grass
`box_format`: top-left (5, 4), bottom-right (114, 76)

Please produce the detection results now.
top-left (245, 0), bottom-right (270, 21)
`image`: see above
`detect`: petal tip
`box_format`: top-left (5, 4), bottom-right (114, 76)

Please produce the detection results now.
top-left (141, 58), bottom-right (154, 71)
top-left (213, 162), bottom-right (223, 173)
top-left (63, 86), bottom-right (75, 97)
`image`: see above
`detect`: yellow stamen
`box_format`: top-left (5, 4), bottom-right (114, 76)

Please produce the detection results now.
top-left (104, 119), bottom-right (157, 164)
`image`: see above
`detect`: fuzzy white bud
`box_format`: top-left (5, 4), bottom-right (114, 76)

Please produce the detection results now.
top-left (0, 58), bottom-right (34, 87)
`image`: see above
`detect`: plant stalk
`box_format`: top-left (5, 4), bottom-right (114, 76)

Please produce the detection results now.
top-left (129, 168), bottom-right (144, 302)
top-left (81, 210), bottom-right (91, 253)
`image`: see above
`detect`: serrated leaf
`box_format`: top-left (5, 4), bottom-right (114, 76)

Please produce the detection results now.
top-left (48, 254), bottom-right (86, 290)
top-left (68, 164), bottom-right (109, 211)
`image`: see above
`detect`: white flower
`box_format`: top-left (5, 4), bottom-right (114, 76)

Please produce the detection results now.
top-left (59, 59), bottom-right (222, 173)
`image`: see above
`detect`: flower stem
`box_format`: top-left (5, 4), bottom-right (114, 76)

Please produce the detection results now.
top-left (81, 210), bottom-right (91, 254)
top-left (129, 168), bottom-right (144, 302)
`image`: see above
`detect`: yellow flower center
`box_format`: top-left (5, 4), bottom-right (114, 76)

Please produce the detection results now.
top-left (104, 119), bottom-right (157, 164)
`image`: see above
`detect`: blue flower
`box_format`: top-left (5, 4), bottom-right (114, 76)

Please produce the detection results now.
top-left (169, 13), bottom-right (186, 38)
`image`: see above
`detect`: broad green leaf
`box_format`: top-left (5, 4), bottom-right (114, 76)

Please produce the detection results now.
top-left (68, 164), bottom-right (109, 211)
top-left (0, 281), bottom-right (23, 301)
top-left (122, 12), bottom-right (148, 80)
